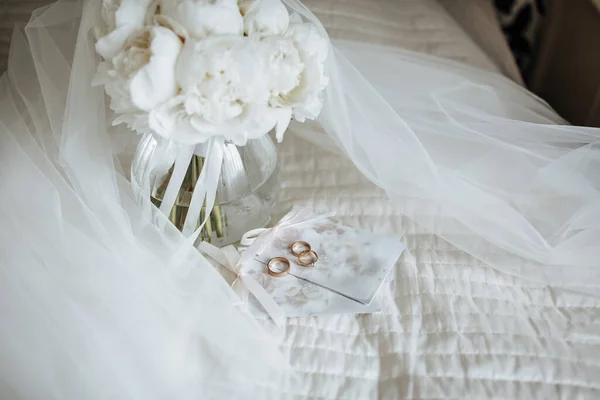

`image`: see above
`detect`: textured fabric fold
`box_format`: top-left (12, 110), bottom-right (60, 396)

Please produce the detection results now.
top-left (0, 1), bottom-right (286, 398)
top-left (283, 0), bottom-right (600, 295)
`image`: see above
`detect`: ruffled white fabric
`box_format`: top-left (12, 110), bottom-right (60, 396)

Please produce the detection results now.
top-left (0, 1), bottom-right (286, 398)
top-left (283, 0), bottom-right (600, 295)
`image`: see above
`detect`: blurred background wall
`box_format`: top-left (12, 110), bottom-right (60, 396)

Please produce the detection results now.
top-left (493, 0), bottom-right (599, 127)
top-left (494, 0), bottom-right (547, 82)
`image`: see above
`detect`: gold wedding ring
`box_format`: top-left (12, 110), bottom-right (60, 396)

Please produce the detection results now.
top-left (267, 257), bottom-right (291, 277)
top-left (290, 241), bottom-right (311, 257)
top-left (297, 250), bottom-right (319, 267)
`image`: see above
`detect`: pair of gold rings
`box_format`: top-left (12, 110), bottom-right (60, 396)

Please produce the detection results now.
top-left (266, 241), bottom-right (319, 278)
top-left (290, 241), bottom-right (319, 267)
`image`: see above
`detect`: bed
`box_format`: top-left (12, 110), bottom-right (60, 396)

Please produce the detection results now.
top-left (3, 1), bottom-right (599, 398)
top-left (262, 1), bottom-right (600, 398)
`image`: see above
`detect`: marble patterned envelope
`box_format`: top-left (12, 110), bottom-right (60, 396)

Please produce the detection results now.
top-left (241, 208), bottom-right (405, 317)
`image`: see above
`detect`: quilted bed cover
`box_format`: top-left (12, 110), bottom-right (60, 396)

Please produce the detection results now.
top-left (1, 0), bottom-right (599, 399)
top-left (259, 1), bottom-right (600, 399)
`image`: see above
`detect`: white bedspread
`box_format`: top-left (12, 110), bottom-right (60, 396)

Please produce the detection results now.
top-left (255, 1), bottom-right (600, 398)
top-left (3, 1), bottom-right (598, 398)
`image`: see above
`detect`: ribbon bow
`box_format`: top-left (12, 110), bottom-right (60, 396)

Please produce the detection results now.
top-left (198, 242), bottom-right (285, 327)
top-left (241, 206), bottom-right (336, 248)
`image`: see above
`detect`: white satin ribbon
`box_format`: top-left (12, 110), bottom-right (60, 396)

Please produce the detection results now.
top-left (240, 207), bottom-right (336, 248)
top-left (158, 143), bottom-right (194, 218)
top-left (182, 136), bottom-right (225, 238)
top-left (198, 242), bottom-right (285, 327)
top-left (153, 136), bottom-right (225, 242)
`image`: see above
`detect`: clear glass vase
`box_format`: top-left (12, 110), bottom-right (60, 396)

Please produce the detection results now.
top-left (131, 133), bottom-right (280, 246)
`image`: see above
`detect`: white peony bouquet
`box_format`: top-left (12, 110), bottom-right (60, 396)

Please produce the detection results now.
top-left (94, 0), bottom-right (329, 146)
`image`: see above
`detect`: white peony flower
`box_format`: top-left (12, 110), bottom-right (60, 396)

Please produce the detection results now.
top-left (94, 0), bottom-right (329, 145)
top-left (94, 26), bottom-right (182, 132)
top-left (251, 35), bottom-right (303, 140)
top-left (240, 0), bottom-right (289, 37)
top-left (148, 96), bottom-right (285, 145)
top-left (159, 0), bottom-right (243, 39)
top-left (148, 36), bottom-right (287, 145)
top-left (94, 62), bottom-right (151, 133)
top-left (96, 0), bottom-right (157, 60)
top-left (127, 27), bottom-right (182, 111)
top-left (258, 36), bottom-right (303, 102)
top-left (275, 21), bottom-right (329, 123)
top-left (175, 37), bottom-right (262, 121)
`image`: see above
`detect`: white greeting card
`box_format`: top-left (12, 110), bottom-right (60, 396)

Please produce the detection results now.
top-left (240, 208), bottom-right (405, 317)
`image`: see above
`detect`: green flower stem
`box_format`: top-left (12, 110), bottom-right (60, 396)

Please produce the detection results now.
top-left (211, 204), bottom-right (224, 238)
top-left (151, 154), bottom-right (227, 243)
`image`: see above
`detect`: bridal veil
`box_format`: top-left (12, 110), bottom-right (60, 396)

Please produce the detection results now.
top-left (1, 0), bottom-right (600, 398)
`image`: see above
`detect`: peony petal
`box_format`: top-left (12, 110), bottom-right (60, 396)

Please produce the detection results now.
top-left (172, 119), bottom-right (211, 144)
top-left (273, 107), bottom-right (292, 142)
top-left (160, 0), bottom-right (243, 39)
top-left (289, 11), bottom-right (303, 24)
top-left (258, 36), bottom-right (302, 98)
top-left (243, 0), bottom-right (290, 37)
top-left (271, 20), bottom-right (328, 122)
top-left (96, 0), bottom-right (156, 59)
top-left (114, 0), bottom-right (155, 27)
top-left (129, 27), bottom-right (182, 111)
top-left (237, 103), bottom-right (278, 139)
top-left (147, 96), bottom-right (185, 139)
top-left (175, 36), bottom-right (246, 90)
top-left (188, 115), bottom-right (219, 136)
top-left (154, 14), bottom-right (189, 40)
top-left (96, 25), bottom-right (138, 60)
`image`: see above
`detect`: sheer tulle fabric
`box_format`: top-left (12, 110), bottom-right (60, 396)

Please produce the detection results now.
top-left (2, 0), bottom-right (600, 397)
top-left (0, 1), bottom-right (285, 398)
top-left (283, 0), bottom-right (600, 295)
